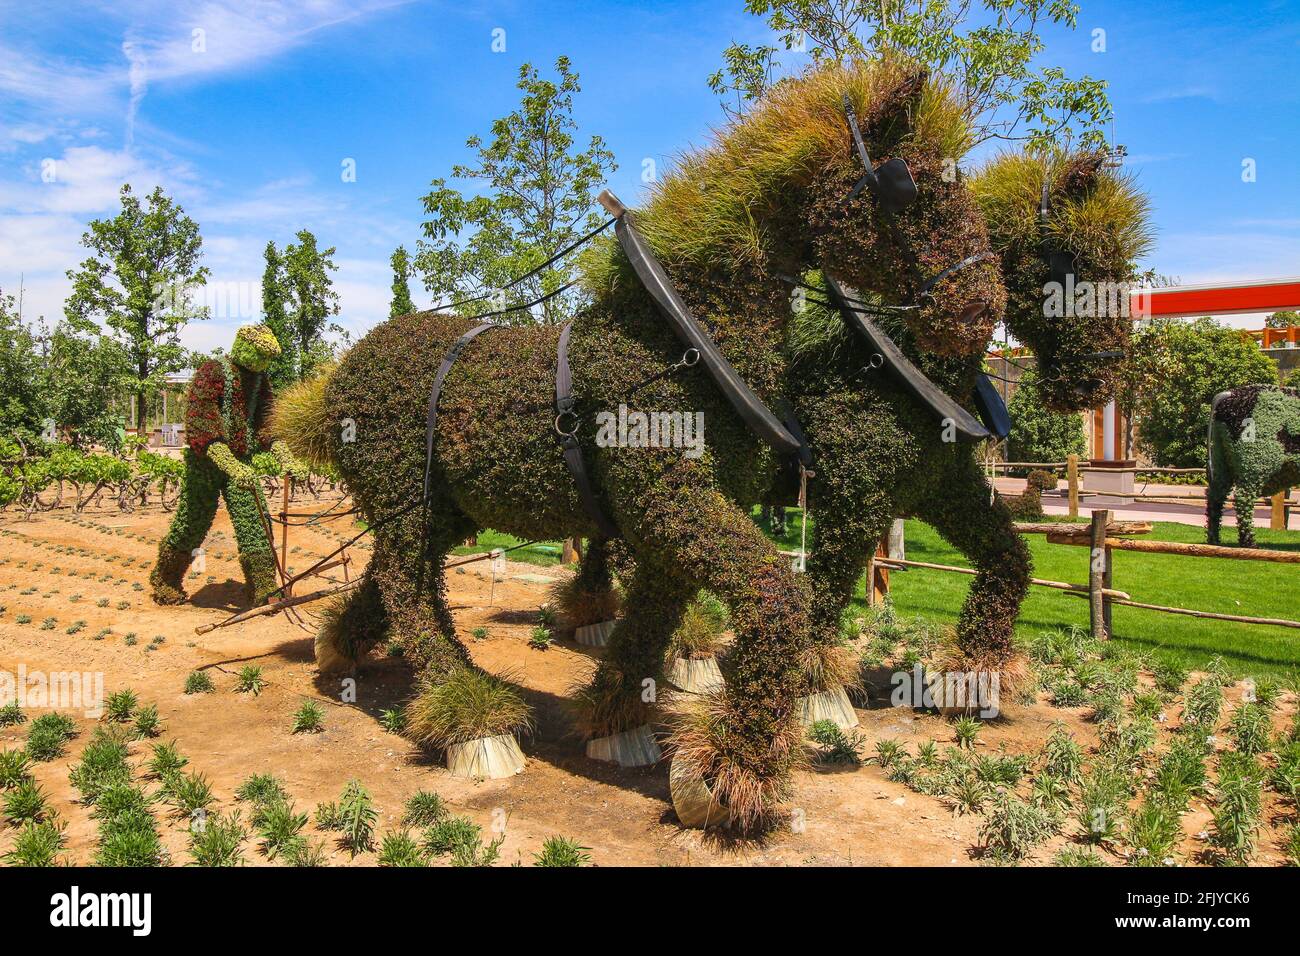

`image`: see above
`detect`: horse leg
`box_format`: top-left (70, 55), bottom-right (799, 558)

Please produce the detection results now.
top-left (1234, 480), bottom-right (1262, 548)
top-left (603, 454), bottom-right (813, 830)
top-left (913, 454), bottom-right (1030, 676)
top-left (220, 478), bottom-right (280, 607)
top-left (577, 556), bottom-right (695, 740)
top-left (1206, 471), bottom-right (1230, 545)
top-left (369, 508), bottom-right (478, 676)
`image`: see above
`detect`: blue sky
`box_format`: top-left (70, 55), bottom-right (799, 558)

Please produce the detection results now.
top-left (1, 0), bottom-right (1297, 352)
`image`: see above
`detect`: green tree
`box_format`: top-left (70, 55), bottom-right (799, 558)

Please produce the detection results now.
top-left (64, 184), bottom-right (210, 433)
top-left (1007, 368), bottom-right (1086, 463)
top-left (415, 57), bottom-right (616, 326)
top-left (260, 240), bottom-right (297, 389)
top-left (1121, 318), bottom-right (1279, 467)
top-left (0, 290), bottom-right (47, 438)
top-left (1266, 310), bottom-right (1298, 329)
top-left (389, 245), bottom-right (416, 318)
top-left (37, 319), bottom-right (128, 449)
top-left (283, 229), bottom-right (340, 379)
top-left (710, 1), bottom-right (1111, 151)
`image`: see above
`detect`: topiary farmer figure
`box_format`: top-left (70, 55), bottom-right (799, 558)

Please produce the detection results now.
top-left (150, 324), bottom-right (308, 606)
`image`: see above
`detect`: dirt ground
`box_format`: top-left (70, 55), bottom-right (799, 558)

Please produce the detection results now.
top-left (0, 501), bottom-right (1295, 867)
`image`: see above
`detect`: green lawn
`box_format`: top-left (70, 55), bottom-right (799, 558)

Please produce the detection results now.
top-left (766, 509), bottom-right (1300, 680)
top-left (461, 511), bottom-right (1300, 679)
top-left (450, 530), bottom-right (565, 567)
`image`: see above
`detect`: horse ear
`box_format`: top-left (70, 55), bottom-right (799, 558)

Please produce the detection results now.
top-left (870, 66), bottom-right (930, 144)
top-left (1056, 150), bottom-right (1108, 195)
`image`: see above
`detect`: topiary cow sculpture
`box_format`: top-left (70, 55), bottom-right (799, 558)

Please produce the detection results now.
top-left (1207, 384), bottom-right (1300, 547)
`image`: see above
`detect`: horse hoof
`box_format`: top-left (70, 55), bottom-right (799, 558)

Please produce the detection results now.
top-left (586, 724), bottom-right (660, 767)
top-left (667, 656), bottom-right (725, 695)
top-left (669, 757), bottom-right (729, 829)
top-left (446, 733), bottom-right (526, 779)
top-left (796, 687), bottom-right (859, 730)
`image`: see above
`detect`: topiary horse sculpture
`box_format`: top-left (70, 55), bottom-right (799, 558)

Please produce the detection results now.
top-left (778, 149), bottom-right (1153, 696)
top-left (1207, 385), bottom-right (1300, 546)
top-left (276, 60), bottom-right (1008, 830)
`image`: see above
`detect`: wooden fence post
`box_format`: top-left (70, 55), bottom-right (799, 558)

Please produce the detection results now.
top-left (1089, 508), bottom-right (1110, 640)
top-left (867, 534), bottom-right (890, 606)
top-left (1067, 454), bottom-right (1079, 519)
top-left (1272, 491), bottom-right (1286, 531)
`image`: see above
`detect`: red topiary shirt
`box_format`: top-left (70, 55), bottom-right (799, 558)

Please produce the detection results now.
top-left (185, 358), bottom-right (275, 458)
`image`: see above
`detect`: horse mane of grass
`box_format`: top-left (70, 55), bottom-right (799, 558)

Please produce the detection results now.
top-left (404, 668), bottom-right (533, 748)
top-left (268, 361), bottom-right (339, 473)
top-left (579, 58), bottom-right (971, 289)
top-left (972, 150), bottom-right (1154, 271)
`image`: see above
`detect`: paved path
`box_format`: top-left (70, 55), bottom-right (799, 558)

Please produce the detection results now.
top-left (991, 477), bottom-right (1300, 531)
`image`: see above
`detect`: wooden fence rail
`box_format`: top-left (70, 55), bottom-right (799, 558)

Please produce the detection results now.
top-left (865, 509), bottom-right (1300, 636)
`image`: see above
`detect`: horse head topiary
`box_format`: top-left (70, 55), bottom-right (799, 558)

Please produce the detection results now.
top-left (972, 149), bottom-right (1154, 412)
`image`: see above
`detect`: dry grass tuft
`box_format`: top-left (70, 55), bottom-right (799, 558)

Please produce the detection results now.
top-left (667, 692), bottom-right (808, 832)
top-left (798, 641), bottom-right (862, 694)
top-left (667, 591), bottom-right (729, 660)
top-left (568, 668), bottom-right (654, 740)
top-left (314, 592), bottom-right (360, 674)
top-left (268, 362), bottom-right (339, 473)
top-left (546, 574), bottom-right (621, 633)
top-left (580, 58), bottom-right (970, 288)
top-left (404, 668), bottom-right (533, 748)
top-left (973, 151), bottom-right (1153, 269)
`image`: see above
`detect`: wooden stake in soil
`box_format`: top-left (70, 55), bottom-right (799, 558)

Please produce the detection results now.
top-left (1272, 491), bottom-right (1287, 531)
top-left (1089, 508), bottom-right (1110, 641)
top-left (1067, 454), bottom-right (1079, 519)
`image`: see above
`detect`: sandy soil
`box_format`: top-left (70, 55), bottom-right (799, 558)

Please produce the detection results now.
top-left (0, 500), bottom-right (1295, 867)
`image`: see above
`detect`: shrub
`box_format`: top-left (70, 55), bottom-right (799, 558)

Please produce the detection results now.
top-left (1183, 678), bottom-right (1223, 729)
top-left (1040, 725), bottom-right (1084, 783)
top-left (68, 727), bottom-right (132, 804)
top-left (235, 773), bottom-right (287, 807)
top-left (134, 704), bottom-right (162, 739)
top-left (953, 715), bottom-right (981, 749)
top-left (1053, 846), bottom-right (1106, 867)
top-left (808, 719), bottom-right (864, 765)
top-left (0, 749), bottom-right (32, 789)
top-left (235, 666), bottom-right (265, 695)
top-left (1125, 800), bottom-right (1182, 866)
top-left (26, 713), bottom-right (77, 762)
top-left (3, 778), bottom-right (49, 826)
top-left (377, 829), bottom-right (427, 867)
top-left (402, 790), bottom-right (447, 828)
top-left (0, 703), bottom-right (25, 727)
top-left (1210, 752), bottom-right (1264, 865)
top-left (1227, 703), bottom-right (1271, 757)
top-left (257, 800), bottom-right (308, 860)
top-left (1153, 661), bottom-right (1188, 696)
top-left (1007, 369), bottom-right (1086, 464)
top-left (3, 816), bottom-right (67, 867)
top-left (404, 668), bottom-right (532, 748)
top-left (980, 791), bottom-right (1056, 861)
top-left (335, 780), bottom-right (376, 858)
top-left (188, 810), bottom-right (247, 867)
top-left (533, 836), bottom-right (592, 867)
top-left (164, 770), bottom-right (215, 819)
top-left (528, 626), bottom-right (553, 650)
top-left (184, 670), bottom-right (215, 694)
top-left (291, 700), bottom-right (325, 734)
top-left (146, 741), bottom-right (188, 779)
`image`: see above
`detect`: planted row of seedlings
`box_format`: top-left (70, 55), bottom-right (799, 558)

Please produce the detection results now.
top-left (815, 609), bottom-right (1300, 866)
top-left (2, 692), bottom-right (589, 866)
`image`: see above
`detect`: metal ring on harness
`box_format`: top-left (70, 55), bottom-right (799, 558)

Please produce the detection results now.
top-left (863, 353), bottom-right (885, 372)
top-left (681, 347), bottom-right (701, 367)
top-left (553, 410), bottom-right (580, 439)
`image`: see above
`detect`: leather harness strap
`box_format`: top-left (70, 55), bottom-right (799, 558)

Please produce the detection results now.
top-left (423, 322), bottom-right (496, 503)
top-left (555, 322), bottom-right (620, 539)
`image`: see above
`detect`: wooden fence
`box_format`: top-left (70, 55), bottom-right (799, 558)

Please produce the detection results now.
top-left (866, 508), bottom-right (1300, 636)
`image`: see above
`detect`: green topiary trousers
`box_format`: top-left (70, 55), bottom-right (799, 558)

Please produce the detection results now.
top-left (149, 450), bottom-right (279, 607)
